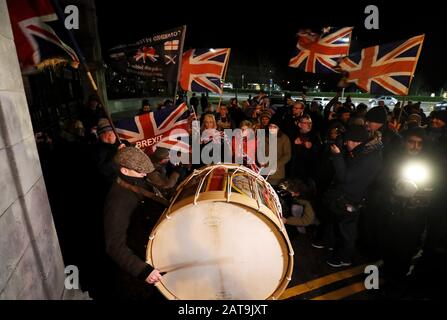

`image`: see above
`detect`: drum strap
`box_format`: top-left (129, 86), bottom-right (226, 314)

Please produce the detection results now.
top-left (116, 177), bottom-right (170, 207)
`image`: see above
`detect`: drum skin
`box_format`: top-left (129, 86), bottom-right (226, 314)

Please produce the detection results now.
top-left (146, 164), bottom-right (294, 300)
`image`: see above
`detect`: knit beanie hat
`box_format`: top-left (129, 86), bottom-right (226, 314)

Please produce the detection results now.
top-left (432, 110), bottom-right (447, 124)
top-left (97, 118), bottom-right (113, 135)
top-left (365, 106), bottom-right (387, 124)
top-left (344, 125), bottom-right (370, 143)
top-left (150, 147), bottom-right (170, 163)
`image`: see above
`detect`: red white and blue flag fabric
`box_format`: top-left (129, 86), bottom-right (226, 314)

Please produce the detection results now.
top-left (337, 34), bottom-right (424, 95)
top-left (6, 0), bottom-right (79, 72)
top-left (115, 103), bottom-right (190, 154)
top-left (289, 27), bottom-right (353, 73)
top-left (180, 48), bottom-right (231, 94)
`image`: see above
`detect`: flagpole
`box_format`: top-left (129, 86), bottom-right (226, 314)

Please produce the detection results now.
top-left (51, 0), bottom-right (122, 143)
top-left (217, 48), bottom-right (231, 109)
top-left (173, 25), bottom-right (187, 106)
top-left (397, 35), bottom-right (424, 125)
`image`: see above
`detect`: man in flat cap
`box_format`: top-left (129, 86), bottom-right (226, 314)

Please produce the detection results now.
top-left (104, 146), bottom-right (168, 299)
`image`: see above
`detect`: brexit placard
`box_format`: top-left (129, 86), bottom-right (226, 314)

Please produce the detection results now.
top-left (108, 26), bottom-right (186, 81)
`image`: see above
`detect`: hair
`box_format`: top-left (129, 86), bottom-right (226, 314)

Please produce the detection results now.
top-left (402, 127), bottom-right (426, 140)
top-left (278, 178), bottom-right (310, 197)
top-left (356, 103), bottom-right (368, 113)
top-left (298, 114), bottom-right (312, 122)
top-left (239, 120), bottom-right (254, 129)
top-left (293, 101), bottom-right (305, 109)
top-left (201, 113), bottom-right (217, 131)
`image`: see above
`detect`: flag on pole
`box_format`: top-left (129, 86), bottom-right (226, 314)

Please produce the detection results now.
top-left (6, 0), bottom-right (80, 72)
top-left (289, 27), bottom-right (353, 73)
top-left (108, 26), bottom-right (186, 80)
top-left (336, 34), bottom-right (424, 95)
top-left (115, 103), bottom-right (190, 155)
top-left (180, 48), bottom-right (231, 94)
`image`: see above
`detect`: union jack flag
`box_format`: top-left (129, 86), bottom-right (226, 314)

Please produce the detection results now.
top-left (180, 48), bottom-right (231, 94)
top-left (289, 27), bottom-right (353, 73)
top-left (6, 0), bottom-right (79, 72)
top-left (337, 35), bottom-right (424, 95)
top-left (134, 46), bottom-right (159, 63)
top-left (115, 103), bottom-right (191, 154)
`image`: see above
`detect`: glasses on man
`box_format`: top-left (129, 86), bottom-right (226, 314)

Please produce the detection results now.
top-left (300, 121), bottom-right (312, 125)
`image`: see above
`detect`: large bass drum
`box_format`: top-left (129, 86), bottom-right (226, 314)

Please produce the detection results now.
top-left (146, 164), bottom-right (294, 300)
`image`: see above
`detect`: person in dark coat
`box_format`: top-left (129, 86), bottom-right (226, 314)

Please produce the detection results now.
top-left (228, 98), bottom-right (248, 127)
top-left (94, 118), bottom-right (127, 193)
top-left (290, 114), bottom-right (322, 182)
top-left (279, 101), bottom-right (305, 143)
top-left (104, 147), bottom-right (166, 300)
top-left (322, 125), bottom-right (383, 267)
top-left (376, 127), bottom-right (434, 294)
top-left (189, 93), bottom-right (199, 112)
top-left (137, 99), bottom-right (151, 115)
top-left (365, 106), bottom-right (402, 160)
top-left (200, 93), bottom-right (208, 114)
top-left (80, 94), bottom-right (106, 141)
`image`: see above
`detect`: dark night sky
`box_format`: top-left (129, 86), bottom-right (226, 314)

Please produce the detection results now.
top-left (95, 0), bottom-right (446, 93)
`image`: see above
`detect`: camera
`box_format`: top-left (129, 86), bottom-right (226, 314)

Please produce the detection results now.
top-left (327, 134), bottom-right (344, 149)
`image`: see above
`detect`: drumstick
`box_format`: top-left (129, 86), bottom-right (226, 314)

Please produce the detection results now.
top-left (158, 257), bottom-right (233, 275)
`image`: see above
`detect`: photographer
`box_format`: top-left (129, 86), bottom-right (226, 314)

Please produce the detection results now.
top-left (322, 125), bottom-right (383, 267)
top-left (379, 127), bottom-right (435, 295)
top-left (277, 179), bottom-right (317, 234)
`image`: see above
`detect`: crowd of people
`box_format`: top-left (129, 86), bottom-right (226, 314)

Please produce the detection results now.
top-left (35, 90), bottom-right (447, 299)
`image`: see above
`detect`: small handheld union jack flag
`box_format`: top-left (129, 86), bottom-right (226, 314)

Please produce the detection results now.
top-left (336, 34), bottom-right (424, 95)
top-left (289, 27), bottom-right (353, 73)
top-left (180, 48), bottom-right (231, 94)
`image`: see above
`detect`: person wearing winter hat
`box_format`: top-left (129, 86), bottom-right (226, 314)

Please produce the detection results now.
top-left (97, 118), bottom-right (114, 139)
top-left (94, 118), bottom-right (127, 192)
top-left (365, 106), bottom-right (402, 159)
top-left (147, 147), bottom-right (182, 194)
top-left (264, 120), bottom-right (292, 186)
top-left (336, 106), bottom-right (351, 125)
top-left (259, 111), bottom-right (272, 129)
top-left (406, 113), bottom-right (427, 130)
top-left (427, 110), bottom-right (447, 155)
top-left (343, 124), bottom-right (370, 145)
top-left (365, 106), bottom-right (388, 132)
top-left (323, 124), bottom-right (383, 268)
top-left (431, 110), bottom-right (447, 129)
top-left (104, 146), bottom-right (166, 299)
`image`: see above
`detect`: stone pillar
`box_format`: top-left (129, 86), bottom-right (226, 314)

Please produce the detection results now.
top-left (0, 0), bottom-right (66, 300)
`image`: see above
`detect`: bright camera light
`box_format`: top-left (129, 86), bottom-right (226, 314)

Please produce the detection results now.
top-left (402, 162), bottom-right (430, 184)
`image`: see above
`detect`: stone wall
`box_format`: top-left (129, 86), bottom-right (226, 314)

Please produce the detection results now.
top-left (0, 0), bottom-right (66, 300)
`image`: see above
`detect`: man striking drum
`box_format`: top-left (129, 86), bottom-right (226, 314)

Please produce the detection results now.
top-left (104, 147), bottom-right (167, 299)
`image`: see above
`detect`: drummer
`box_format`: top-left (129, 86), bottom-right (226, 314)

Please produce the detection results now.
top-left (104, 146), bottom-right (167, 300)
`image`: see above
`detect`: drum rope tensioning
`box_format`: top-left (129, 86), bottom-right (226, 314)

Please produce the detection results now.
top-left (146, 163), bottom-right (294, 300)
